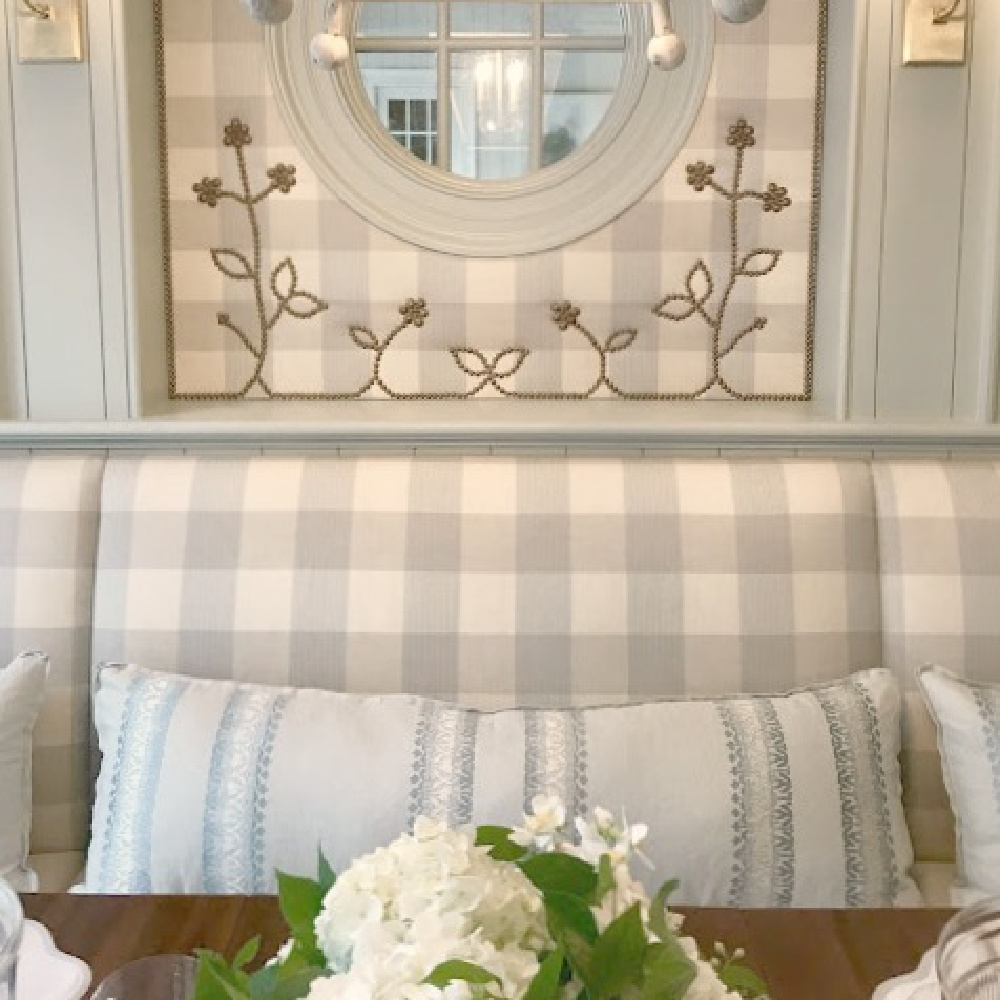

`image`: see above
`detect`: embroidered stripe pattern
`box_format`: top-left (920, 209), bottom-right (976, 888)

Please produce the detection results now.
top-left (524, 711), bottom-right (588, 820)
top-left (817, 687), bottom-right (864, 906)
top-left (818, 682), bottom-right (899, 906)
top-left (409, 702), bottom-right (479, 827)
top-left (973, 689), bottom-right (1000, 815)
top-left (718, 703), bottom-right (751, 906)
top-left (98, 673), bottom-right (187, 892)
top-left (851, 680), bottom-right (899, 904)
top-left (718, 701), bottom-right (780, 906)
top-left (754, 700), bottom-right (795, 906)
top-left (203, 688), bottom-right (290, 893)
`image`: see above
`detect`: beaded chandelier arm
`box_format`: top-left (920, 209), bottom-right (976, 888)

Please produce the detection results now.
top-left (237, 0), bottom-right (769, 70)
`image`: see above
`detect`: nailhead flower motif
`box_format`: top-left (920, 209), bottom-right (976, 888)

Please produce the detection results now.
top-left (223, 118), bottom-right (252, 148)
top-left (267, 163), bottom-right (297, 194)
top-left (400, 298), bottom-right (429, 328)
top-left (686, 161), bottom-right (716, 192)
top-left (192, 176), bottom-right (224, 207)
top-left (762, 182), bottom-right (791, 213)
top-left (550, 301), bottom-right (581, 330)
top-left (726, 119), bottom-right (756, 150)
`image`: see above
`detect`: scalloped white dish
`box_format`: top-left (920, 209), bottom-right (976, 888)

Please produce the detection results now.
top-left (15, 919), bottom-right (91, 1000)
top-left (872, 948), bottom-right (940, 1000)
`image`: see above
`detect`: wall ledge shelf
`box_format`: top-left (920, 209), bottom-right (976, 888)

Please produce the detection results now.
top-left (2, 412), bottom-right (1000, 454)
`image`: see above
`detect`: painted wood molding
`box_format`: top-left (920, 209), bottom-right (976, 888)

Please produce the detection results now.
top-left (3, 417), bottom-right (1000, 453)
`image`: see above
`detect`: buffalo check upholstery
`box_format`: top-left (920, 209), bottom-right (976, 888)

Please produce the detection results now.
top-left (84, 455), bottom-right (884, 871)
top-left (0, 458), bottom-right (104, 858)
top-left (875, 462), bottom-right (1000, 865)
top-left (91, 456), bottom-right (881, 707)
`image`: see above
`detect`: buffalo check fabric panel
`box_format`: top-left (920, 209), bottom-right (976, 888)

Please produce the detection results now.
top-left (162, 0), bottom-right (822, 400)
top-left (0, 458), bottom-right (104, 857)
top-left (92, 456), bottom-right (880, 704)
top-left (874, 462), bottom-right (1000, 866)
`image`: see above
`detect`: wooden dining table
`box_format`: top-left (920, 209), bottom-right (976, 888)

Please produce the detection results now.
top-left (23, 894), bottom-right (951, 1000)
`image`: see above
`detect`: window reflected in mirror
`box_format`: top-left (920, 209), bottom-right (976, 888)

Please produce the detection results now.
top-left (355, 2), bottom-right (625, 180)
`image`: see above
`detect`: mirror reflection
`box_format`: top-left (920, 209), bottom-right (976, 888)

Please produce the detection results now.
top-left (355, 2), bottom-right (625, 180)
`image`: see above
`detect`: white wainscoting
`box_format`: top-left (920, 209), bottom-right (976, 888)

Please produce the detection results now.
top-left (0, 0), bottom-right (997, 434)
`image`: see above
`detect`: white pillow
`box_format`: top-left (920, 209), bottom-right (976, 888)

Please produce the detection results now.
top-left (917, 665), bottom-right (1000, 904)
top-left (84, 664), bottom-right (919, 906)
top-left (0, 652), bottom-right (49, 891)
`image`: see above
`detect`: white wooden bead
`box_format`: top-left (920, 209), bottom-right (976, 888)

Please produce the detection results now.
top-left (647, 32), bottom-right (687, 70)
top-left (310, 32), bottom-right (350, 70)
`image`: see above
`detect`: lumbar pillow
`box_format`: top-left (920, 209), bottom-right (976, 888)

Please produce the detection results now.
top-left (84, 664), bottom-right (919, 906)
top-left (0, 652), bottom-right (49, 891)
top-left (917, 666), bottom-right (1000, 903)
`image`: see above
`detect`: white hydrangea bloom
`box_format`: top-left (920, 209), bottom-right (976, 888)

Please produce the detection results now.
top-left (312, 820), bottom-right (550, 1000)
top-left (299, 800), bottom-right (745, 1000)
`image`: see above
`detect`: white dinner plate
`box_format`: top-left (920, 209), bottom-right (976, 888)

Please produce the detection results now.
top-left (872, 948), bottom-right (940, 1000)
top-left (15, 919), bottom-right (91, 1000)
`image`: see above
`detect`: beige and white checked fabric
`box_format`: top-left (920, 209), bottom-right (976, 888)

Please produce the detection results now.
top-left (161, 0), bottom-right (823, 401)
top-left (876, 462), bottom-right (1000, 865)
top-left (0, 458), bottom-right (105, 857)
top-left (85, 455), bottom-right (881, 862)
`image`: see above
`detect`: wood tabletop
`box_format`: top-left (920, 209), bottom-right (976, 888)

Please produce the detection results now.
top-left (22, 894), bottom-right (952, 1000)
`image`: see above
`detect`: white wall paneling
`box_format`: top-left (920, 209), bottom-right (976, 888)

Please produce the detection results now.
top-left (952, 0), bottom-right (1000, 421)
top-left (0, 0), bottom-right (27, 418)
top-left (87, 0), bottom-right (132, 419)
top-left (5, 0), bottom-right (107, 419)
top-left (873, 0), bottom-right (971, 419)
top-left (846, 0), bottom-right (892, 419)
top-left (812, 0), bottom-right (869, 420)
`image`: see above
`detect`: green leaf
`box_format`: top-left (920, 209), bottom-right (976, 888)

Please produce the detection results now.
top-left (718, 962), bottom-right (769, 999)
top-left (559, 929), bottom-right (595, 996)
top-left (524, 950), bottom-right (566, 1000)
top-left (519, 853), bottom-right (599, 899)
top-left (589, 904), bottom-right (647, 1000)
top-left (593, 855), bottom-right (615, 906)
top-left (192, 955), bottom-right (253, 1000)
top-left (641, 941), bottom-right (697, 1000)
top-left (648, 879), bottom-right (680, 943)
top-left (545, 891), bottom-right (599, 945)
top-left (249, 965), bottom-right (325, 1000)
top-left (277, 871), bottom-right (324, 954)
top-left (233, 936), bottom-right (261, 971)
top-left (277, 871), bottom-right (324, 929)
top-left (422, 961), bottom-right (501, 988)
top-left (317, 850), bottom-right (337, 896)
top-left (476, 825), bottom-right (527, 862)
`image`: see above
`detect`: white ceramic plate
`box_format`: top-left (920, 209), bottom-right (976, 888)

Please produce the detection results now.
top-left (872, 948), bottom-right (940, 1000)
top-left (15, 919), bottom-right (91, 1000)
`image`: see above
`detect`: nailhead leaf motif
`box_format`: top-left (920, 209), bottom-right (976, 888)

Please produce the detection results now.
top-left (186, 117), bottom-right (807, 402)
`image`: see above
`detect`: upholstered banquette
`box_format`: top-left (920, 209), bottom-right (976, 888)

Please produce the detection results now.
top-left (6, 455), bottom-right (998, 902)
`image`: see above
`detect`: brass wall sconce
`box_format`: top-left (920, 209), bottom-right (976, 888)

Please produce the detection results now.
top-left (904, 0), bottom-right (968, 65)
top-left (16, 0), bottom-right (84, 63)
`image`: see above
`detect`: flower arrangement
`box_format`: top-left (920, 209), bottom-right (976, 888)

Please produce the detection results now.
top-left (191, 797), bottom-right (767, 1000)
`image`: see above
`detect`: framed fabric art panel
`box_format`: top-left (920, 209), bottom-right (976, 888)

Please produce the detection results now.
top-left (157, 0), bottom-right (827, 402)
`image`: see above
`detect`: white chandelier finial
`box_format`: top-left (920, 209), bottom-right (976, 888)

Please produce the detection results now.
top-left (647, 0), bottom-right (686, 70)
top-left (310, 2), bottom-right (349, 69)
top-left (238, 0), bottom-right (770, 74)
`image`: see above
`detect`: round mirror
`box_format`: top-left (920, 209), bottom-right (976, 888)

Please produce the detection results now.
top-left (354, 2), bottom-right (626, 181)
top-left (268, 1), bottom-right (713, 256)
